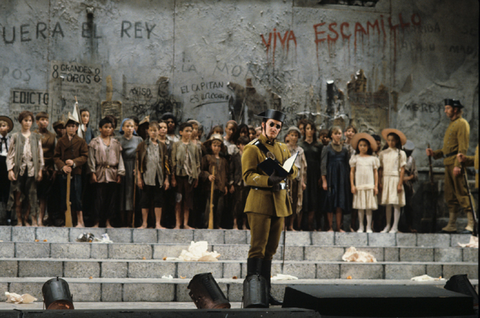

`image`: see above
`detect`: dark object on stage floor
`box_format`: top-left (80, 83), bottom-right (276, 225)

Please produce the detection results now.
top-left (283, 284), bottom-right (475, 317)
top-left (188, 273), bottom-right (230, 309)
top-left (42, 277), bottom-right (74, 310)
top-left (445, 274), bottom-right (478, 310)
top-left (243, 274), bottom-right (269, 308)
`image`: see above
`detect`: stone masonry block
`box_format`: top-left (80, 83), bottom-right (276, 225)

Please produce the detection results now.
top-left (107, 229), bottom-right (132, 243)
top-left (340, 263), bottom-right (383, 279)
top-left (311, 232), bottom-right (334, 246)
top-left (101, 261), bottom-right (128, 278)
top-left (316, 263), bottom-right (340, 279)
top-left (158, 229), bottom-right (194, 244)
top-left (223, 261), bottom-right (242, 278)
top-left (12, 227), bottom-right (35, 242)
top-left (368, 233), bottom-right (396, 247)
top-left (271, 283), bottom-right (288, 302)
top-left (224, 230), bottom-right (247, 244)
top-left (271, 246), bottom-right (304, 261)
top-left (335, 232), bottom-right (368, 247)
top-left (385, 264), bottom-right (425, 279)
top-left (213, 244), bottom-right (249, 260)
top-left (64, 261), bottom-right (100, 278)
top-left (50, 243), bottom-right (90, 259)
top-left (282, 263), bottom-right (316, 279)
top-left (0, 226), bottom-right (11, 241)
top-left (246, 231), bottom-right (251, 244)
top-left (396, 233), bottom-right (416, 246)
top-left (0, 242), bottom-right (14, 258)
top-left (426, 264), bottom-right (442, 278)
top-left (450, 234), bottom-right (472, 247)
top-left (177, 261), bottom-right (223, 278)
top-left (384, 248), bottom-right (399, 261)
top-left (68, 283), bottom-right (101, 301)
top-left (70, 228), bottom-right (106, 242)
top-left (15, 242), bottom-right (50, 258)
top-left (417, 234), bottom-right (450, 248)
top-left (36, 227), bottom-right (69, 243)
top-left (102, 283), bottom-right (123, 302)
top-left (443, 264), bottom-right (478, 279)
top-left (281, 232), bottom-right (311, 246)
top-left (9, 283), bottom-right (44, 300)
top-left (228, 282), bottom-right (243, 302)
top-left (108, 244), bottom-right (152, 259)
top-left (153, 244), bottom-right (190, 259)
top-left (193, 229), bottom-right (224, 244)
top-left (128, 261), bottom-right (176, 278)
top-left (305, 246), bottom-right (344, 261)
top-left (462, 248), bottom-right (478, 262)
top-left (91, 243), bottom-right (108, 259)
top-left (123, 283), bottom-right (175, 302)
top-left (434, 248), bottom-right (462, 262)
top-left (0, 260), bottom-right (17, 277)
top-left (18, 260), bottom-right (62, 277)
top-left (133, 229), bottom-right (157, 243)
top-left (400, 248), bottom-right (434, 262)
top-left (354, 247), bottom-right (384, 261)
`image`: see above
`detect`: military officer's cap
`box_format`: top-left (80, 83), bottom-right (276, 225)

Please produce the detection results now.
top-left (444, 99), bottom-right (464, 109)
top-left (257, 109), bottom-right (286, 123)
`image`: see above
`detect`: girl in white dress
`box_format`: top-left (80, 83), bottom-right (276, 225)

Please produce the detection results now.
top-left (379, 129), bottom-right (407, 233)
top-left (349, 133), bottom-right (380, 233)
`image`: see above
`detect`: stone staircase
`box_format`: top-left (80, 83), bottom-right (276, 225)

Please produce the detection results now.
top-left (0, 226), bottom-right (477, 303)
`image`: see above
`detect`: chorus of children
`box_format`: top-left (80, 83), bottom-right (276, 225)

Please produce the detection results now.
top-left (0, 109), bottom-right (419, 232)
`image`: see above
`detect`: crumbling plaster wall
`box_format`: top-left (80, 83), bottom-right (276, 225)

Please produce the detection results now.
top-left (1, 0), bottom-right (478, 169)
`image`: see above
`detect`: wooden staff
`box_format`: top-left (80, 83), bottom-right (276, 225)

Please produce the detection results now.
top-left (208, 166), bottom-right (215, 229)
top-left (65, 172), bottom-right (73, 227)
top-left (427, 143), bottom-right (437, 233)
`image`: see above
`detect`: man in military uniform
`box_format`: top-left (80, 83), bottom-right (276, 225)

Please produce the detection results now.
top-left (426, 99), bottom-right (473, 233)
top-left (242, 109), bottom-right (298, 307)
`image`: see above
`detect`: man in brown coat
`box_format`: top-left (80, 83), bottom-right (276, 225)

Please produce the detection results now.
top-left (54, 115), bottom-right (88, 227)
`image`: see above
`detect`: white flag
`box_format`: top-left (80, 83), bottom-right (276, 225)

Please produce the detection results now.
top-left (73, 101), bottom-right (84, 139)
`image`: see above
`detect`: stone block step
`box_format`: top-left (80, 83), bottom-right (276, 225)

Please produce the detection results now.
top-left (0, 258), bottom-right (477, 281)
top-left (1, 277), bottom-right (477, 303)
top-left (0, 226), bottom-right (473, 247)
top-left (1, 241), bottom-right (477, 263)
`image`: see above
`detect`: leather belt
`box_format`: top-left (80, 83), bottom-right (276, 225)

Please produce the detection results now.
top-left (443, 151), bottom-right (458, 158)
top-left (252, 183), bottom-right (287, 192)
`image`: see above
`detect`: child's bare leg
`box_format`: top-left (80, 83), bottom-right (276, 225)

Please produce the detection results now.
top-left (154, 207), bottom-right (166, 229)
top-left (233, 217), bottom-right (238, 230)
top-left (183, 207), bottom-right (194, 229)
top-left (75, 211), bottom-right (84, 228)
top-left (25, 205), bottom-right (32, 227)
top-left (174, 202), bottom-right (182, 229)
top-left (15, 193), bottom-right (23, 226)
top-left (137, 208), bottom-right (149, 229)
top-left (106, 219), bottom-right (113, 228)
top-left (287, 215), bottom-right (295, 231)
top-left (38, 198), bottom-right (46, 226)
top-left (92, 222), bottom-right (99, 228)
top-left (296, 211), bottom-right (303, 230)
top-left (327, 212), bottom-right (333, 231)
top-left (242, 215), bottom-right (248, 230)
top-left (307, 211), bottom-right (315, 231)
top-left (336, 208), bottom-right (344, 232)
top-left (126, 210), bottom-right (134, 228)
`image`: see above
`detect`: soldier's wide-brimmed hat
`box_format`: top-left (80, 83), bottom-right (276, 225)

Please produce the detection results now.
top-left (0, 115), bottom-right (14, 132)
top-left (381, 128), bottom-right (407, 146)
top-left (404, 140), bottom-right (415, 151)
top-left (444, 99), bottom-right (464, 109)
top-left (66, 112), bottom-right (79, 126)
top-left (256, 109), bottom-right (286, 123)
top-left (351, 132), bottom-right (378, 152)
top-left (286, 126), bottom-right (301, 136)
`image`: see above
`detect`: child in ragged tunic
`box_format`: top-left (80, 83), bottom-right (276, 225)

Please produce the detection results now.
top-left (88, 117), bottom-right (125, 228)
top-left (136, 121), bottom-right (169, 229)
top-left (229, 136), bottom-right (250, 230)
top-left (7, 111), bottom-right (44, 226)
top-left (118, 118), bottom-right (143, 227)
top-left (0, 116), bottom-right (13, 224)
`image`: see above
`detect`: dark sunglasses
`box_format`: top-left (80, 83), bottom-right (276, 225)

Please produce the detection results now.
top-left (269, 122), bottom-right (281, 129)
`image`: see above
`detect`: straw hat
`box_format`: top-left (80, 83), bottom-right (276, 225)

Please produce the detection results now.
top-left (0, 116), bottom-right (14, 132)
top-left (351, 133), bottom-right (378, 152)
top-left (286, 126), bottom-right (301, 136)
top-left (381, 128), bottom-right (407, 146)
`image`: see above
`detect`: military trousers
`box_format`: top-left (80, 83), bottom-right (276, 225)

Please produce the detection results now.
top-left (247, 212), bottom-right (283, 260)
top-left (444, 164), bottom-right (471, 213)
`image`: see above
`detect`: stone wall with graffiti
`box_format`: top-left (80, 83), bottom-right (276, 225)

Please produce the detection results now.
top-left (1, 0), bottom-right (478, 169)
